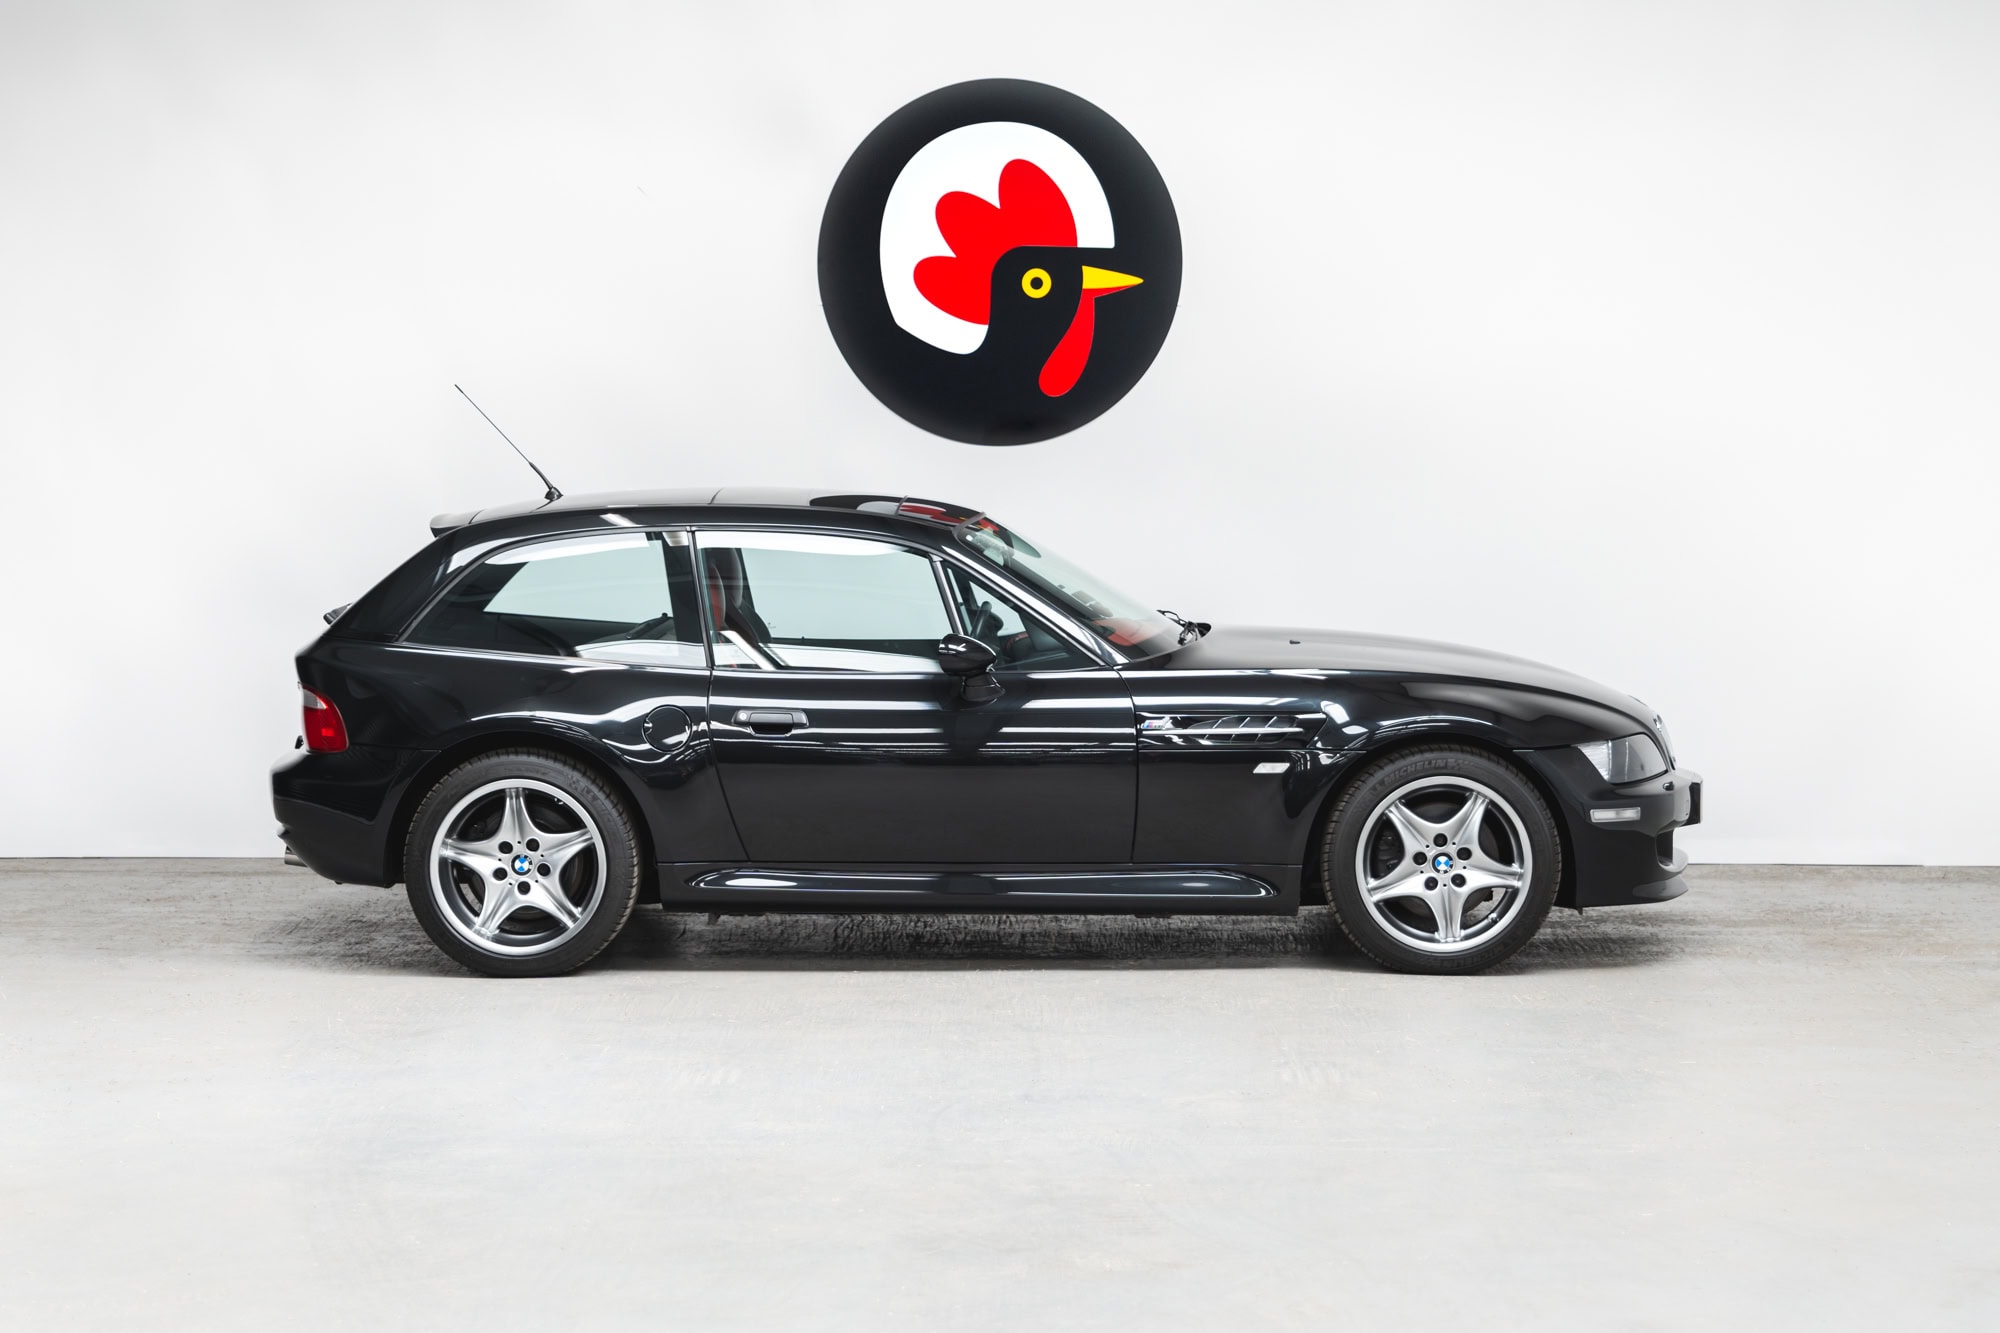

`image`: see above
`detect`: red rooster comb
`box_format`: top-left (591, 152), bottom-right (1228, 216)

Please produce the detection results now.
top-left (913, 159), bottom-right (1076, 326)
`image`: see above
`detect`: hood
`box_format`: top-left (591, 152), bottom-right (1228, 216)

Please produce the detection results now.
top-left (1154, 625), bottom-right (1651, 727)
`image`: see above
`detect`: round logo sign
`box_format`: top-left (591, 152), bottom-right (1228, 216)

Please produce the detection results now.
top-left (818, 79), bottom-right (1181, 446)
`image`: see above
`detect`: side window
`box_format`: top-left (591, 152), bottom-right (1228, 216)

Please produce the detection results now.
top-left (409, 531), bottom-right (705, 668)
top-left (698, 531), bottom-right (951, 673)
top-left (943, 566), bottom-right (1096, 671)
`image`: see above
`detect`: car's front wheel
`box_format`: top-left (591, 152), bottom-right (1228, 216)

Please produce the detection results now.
top-left (1322, 745), bottom-right (1561, 974)
top-left (403, 749), bottom-right (641, 977)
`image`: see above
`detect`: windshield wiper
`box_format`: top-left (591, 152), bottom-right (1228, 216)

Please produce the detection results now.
top-left (1158, 609), bottom-right (1210, 646)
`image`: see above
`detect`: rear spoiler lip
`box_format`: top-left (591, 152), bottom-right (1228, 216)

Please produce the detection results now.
top-left (429, 509), bottom-right (479, 537)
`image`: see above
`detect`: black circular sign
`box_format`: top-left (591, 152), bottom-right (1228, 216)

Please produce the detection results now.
top-left (819, 79), bottom-right (1181, 446)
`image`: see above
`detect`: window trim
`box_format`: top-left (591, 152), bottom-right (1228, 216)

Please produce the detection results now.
top-left (930, 556), bottom-right (963, 637)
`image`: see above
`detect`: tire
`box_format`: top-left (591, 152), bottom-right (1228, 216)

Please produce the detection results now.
top-left (1322, 745), bottom-right (1561, 975)
top-left (403, 748), bottom-right (642, 977)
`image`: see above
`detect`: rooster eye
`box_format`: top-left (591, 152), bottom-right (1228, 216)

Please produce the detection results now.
top-left (1021, 267), bottom-right (1052, 299)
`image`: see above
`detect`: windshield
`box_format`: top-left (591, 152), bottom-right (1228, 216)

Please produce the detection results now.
top-left (956, 517), bottom-right (1184, 659)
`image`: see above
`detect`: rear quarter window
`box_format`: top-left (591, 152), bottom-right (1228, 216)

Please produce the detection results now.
top-left (408, 531), bottom-right (705, 668)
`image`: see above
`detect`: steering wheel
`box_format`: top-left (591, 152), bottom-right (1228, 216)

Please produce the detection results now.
top-left (966, 601), bottom-right (1005, 641)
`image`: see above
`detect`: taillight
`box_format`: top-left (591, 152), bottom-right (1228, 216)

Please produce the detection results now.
top-left (300, 686), bottom-right (349, 753)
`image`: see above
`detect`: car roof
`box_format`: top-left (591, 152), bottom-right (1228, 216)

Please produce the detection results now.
top-left (333, 488), bottom-right (988, 642)
top-left (430, 488), bottom-right (982, 537)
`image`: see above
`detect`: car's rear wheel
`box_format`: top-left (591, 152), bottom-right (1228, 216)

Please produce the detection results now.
top-left (403, 749), bottom-right (641, 977)
top-left (1322, 745), bottom-right (1561, 974)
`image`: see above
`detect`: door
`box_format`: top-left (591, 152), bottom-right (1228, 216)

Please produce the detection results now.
top-left (698, 528), bottom-right (1135, 863)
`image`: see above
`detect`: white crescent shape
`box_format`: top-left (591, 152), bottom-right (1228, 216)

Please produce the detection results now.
top-left (879, 121), bottom-right (1114, 355)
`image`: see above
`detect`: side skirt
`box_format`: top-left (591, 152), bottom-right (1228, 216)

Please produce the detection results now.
top-left (658, 863), bottom-right (1299, 915)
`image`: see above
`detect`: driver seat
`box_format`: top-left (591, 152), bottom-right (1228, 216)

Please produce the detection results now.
top-left (703, 549), bottom-right (772, 643)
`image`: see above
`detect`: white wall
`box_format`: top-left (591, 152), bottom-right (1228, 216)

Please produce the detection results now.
top-left (3, 1), bottom-right (1994, 862)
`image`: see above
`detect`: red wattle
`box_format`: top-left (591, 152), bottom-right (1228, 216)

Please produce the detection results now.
top-left (1039, 293), bottom-right (1101, 398)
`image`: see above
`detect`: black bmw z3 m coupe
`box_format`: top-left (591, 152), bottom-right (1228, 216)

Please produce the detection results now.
top-left (274, 489), bottom-right (1700, 977)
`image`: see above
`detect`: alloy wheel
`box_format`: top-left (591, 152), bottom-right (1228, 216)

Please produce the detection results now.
top-left (1352, 776), bottom-right (1534, 954)
top-left (428, 779), bottom-right (606, 957)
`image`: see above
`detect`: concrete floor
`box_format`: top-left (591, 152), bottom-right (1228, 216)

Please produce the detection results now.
top-left (2, 863), bottom-right (1996, 1330)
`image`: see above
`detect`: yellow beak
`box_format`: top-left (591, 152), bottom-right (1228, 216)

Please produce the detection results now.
top-left (1079, 266), bottom-right (1143, 294)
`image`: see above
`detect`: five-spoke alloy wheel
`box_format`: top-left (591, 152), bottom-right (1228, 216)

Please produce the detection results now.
top-left (404, 750), bottom-right (641, 976)
top-left (1323, 745), bottom-right (1561, 974)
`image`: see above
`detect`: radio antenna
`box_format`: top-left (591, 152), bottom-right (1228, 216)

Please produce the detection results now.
top-left (454, 385), bottom-right (562, 502)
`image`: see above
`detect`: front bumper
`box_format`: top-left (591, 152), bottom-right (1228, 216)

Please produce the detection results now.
top-left (1516, 747), bottom-right (1703, 909)
top-left (272, 744), bottom-right (429, 887)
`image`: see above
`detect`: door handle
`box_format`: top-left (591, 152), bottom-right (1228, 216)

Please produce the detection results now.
top-left (733, 708), bottom-right (809, 734)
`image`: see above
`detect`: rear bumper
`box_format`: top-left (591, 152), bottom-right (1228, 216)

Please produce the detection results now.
top-left (1516, 747), bottom-right (1703, 909)
top-left (271, 745), bottom-right (426, 887)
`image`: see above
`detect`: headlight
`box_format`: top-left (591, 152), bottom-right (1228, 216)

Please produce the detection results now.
top-left (1575, 733), bottom-right (1667, 784)
top-left (1631, 700), bottom-right (1674, 766)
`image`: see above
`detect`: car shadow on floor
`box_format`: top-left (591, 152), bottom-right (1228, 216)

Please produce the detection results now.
top-left (249, 892), bottom-right (1684, 977)
top-left (597, 905), bottom-right (1685, 975)
top-left (599, 905), bottom-right (1367, 973)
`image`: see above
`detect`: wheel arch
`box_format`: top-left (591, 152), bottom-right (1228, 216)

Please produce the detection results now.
top-left (382, 729), bottom-right (658, 893)
top-left (1298, 731), bottom-right (1577, 909)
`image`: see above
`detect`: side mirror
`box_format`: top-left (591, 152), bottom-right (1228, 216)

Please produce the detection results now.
top-left (937, 633), bottom-right (1002, 704)
top-left (937, 633), bottom-right (998, 676)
